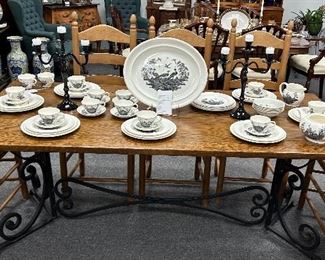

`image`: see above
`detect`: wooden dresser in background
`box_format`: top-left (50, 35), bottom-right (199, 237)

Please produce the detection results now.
top-left (43, 3), bottom-right (100, 31)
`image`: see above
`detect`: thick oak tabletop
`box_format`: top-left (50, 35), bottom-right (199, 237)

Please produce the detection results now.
top-left (0, 78), bottom-right (324, 160)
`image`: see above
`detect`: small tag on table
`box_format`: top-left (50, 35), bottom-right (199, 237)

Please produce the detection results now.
top-left (156, 90), bottom-right (172, 116)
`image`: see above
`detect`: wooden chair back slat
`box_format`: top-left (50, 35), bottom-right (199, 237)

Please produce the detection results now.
top-left (78, 25), bottom-right (131, 43)
top-left (161, 29), bottom-right (206, 48)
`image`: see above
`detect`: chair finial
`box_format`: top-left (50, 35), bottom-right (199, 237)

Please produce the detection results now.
top-left (231, 19), bottom-right (237, 31)
top-left (149, 16), bottom-right (155, 27)
top-left (71, 11), bottom-right (78, 24)
top-left (287, 20), bottom-right (294, 32)
top-left (207, 18), bottom-right (214, 28)
top-left (130, 14), bottom-right (137, 27)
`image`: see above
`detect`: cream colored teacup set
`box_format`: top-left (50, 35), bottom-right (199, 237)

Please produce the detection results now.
top-left (18, 72), bottom-right (55, 89)
top-left (111, 89), bottom-right (139, 118)
top-left (132, 110), bottom-right (162, 132)
top-left (4, 86), bottom-right (31, 106)
top-left (245, 115), bottom-right (276, 137)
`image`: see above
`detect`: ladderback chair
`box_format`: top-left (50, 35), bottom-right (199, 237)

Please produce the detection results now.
top-left (298, 160), bottom-right (325, 235)
top-left (8, 0), bottom-right (71, 60)
top-left (289, 48), bottom-right (325, 99)
top-left (224, 19), bottom-right (293, 91)
top-left (139, 16), bottom-right (213, 199)
top-left (59, 12), bottom-right (137, 191)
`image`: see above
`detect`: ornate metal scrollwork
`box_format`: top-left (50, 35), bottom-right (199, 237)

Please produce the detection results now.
top-left (0, 153), bottom-right (56, 245)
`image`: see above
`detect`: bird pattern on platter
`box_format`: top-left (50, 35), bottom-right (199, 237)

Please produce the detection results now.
top-left (141, 57), bottom-right (189, 91)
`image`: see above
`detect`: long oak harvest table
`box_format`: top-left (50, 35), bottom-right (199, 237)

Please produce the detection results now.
top-left (0, 78), bottom-right (323, 258)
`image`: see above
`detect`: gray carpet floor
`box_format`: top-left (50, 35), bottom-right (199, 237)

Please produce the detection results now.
top-left (0, 67), bottom-right (324, 259)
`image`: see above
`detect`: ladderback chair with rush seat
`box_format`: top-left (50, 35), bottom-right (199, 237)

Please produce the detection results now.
top-left (289, 48), bottom-right (325, 99)
top-left (58, 11), bottom-right (138, 194)
top-left (139, 16), bottom-right (213, 200)
top-left (7, 0), bottom-right (71, 61)
top-left (217, 19), bottom-right (294, 198)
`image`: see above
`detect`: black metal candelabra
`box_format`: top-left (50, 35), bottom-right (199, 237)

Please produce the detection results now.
top-left (219, 40), bottom-right (275, 120)
top-left (33, 30), bottom-right (90, 111)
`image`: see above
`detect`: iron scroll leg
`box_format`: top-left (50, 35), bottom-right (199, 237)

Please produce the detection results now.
top-left (265, 159), bottom-right (321, 259)
top-left (0, 152), bottom-right (56, 249)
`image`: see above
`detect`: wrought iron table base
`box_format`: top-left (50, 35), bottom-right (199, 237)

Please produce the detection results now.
top-left (0, 154), bottom-right (321, 259)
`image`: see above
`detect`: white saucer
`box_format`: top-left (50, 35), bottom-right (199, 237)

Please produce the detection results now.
top-left (232, 88), bottom-right (277, 103)
top-left (77, 105), bottom-right (106, 117)
top-left (230, 120), bottom-right (286, 144)
top-left (54, 82), bottom-right (101, 98)
top-left (245, 125), bottom-right (272, 137)
top-left (110, 107), bottom-right (138, 119)
top-left (3, 92), bottom-right (32, 106)
top-left (33, 115), bottom-right (66, 129)
top-left (0, 94), bottom-right (44, 113)
top-left (121, 118), bottom-right (177, 141)
top-left (112, 96), bottom-right (138, 104)
top-left (288, 107), bottom-right (309, 123)
top-left (21, 114), bottom-right (80, 138)
top-left (191, 92), bottom-right (236, 112)
top-left (245, 89), bottom-right (267, 98)
top-left (68, 83), bottom-right (88, 92)
top-left (132, 119), bottom-right (161, 132)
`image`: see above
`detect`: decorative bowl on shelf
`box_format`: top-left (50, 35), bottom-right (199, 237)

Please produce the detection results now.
top-left (252, 98), bottom-right (285, 118)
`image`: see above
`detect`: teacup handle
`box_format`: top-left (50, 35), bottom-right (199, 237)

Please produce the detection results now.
top-left (130, 96), bottom-right (138, 103)
top-left (266, 121), bottom-right (276, 132)
top-left (154, 116), bottom-right (162, 124)
top-left (53, 112), bottom-right (65, 124)
top-left (279, 82), bottom-right (288, 97)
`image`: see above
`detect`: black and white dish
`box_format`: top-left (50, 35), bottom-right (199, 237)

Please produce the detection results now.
top-left (230, 120), bottom-right (286, 144)
top-left (244, 89), bottom-right (267, 98)
top-left (21, 114), bottom-right (80, 138)
top-left (54, 82), bottom-right (101, 98)
top-left (110, 107), bottom-right (138, 119)
top-left (245, 125), bottom-right (272, 137)
top-left (3, 92), bottom-right (32, 106)
top-left (288, 107), bottom-right (309, 123)
top-left (77, 105), bottom-right (106, 117)
top-left (0, 94), bottom-right (44, 113)
top-left (121, 117), bottom-right (177, 141)
top-left (191, 92), bottom-right (236, 112)
top-left (232, 88), bottom-right (277, 103)
top-left (33, 115), bottom-right (66, 129)
top-left (132, 119), bottom-right (161, 132)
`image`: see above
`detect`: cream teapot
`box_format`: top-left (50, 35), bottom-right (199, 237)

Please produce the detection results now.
top-left (279, 82), bottom-right (306, 107)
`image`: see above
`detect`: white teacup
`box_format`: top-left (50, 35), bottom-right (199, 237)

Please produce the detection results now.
top-left (81, 97), bottom-right (102, 114)
top-left (168, 19), bottom-right (177, 28)
top-left (38, 107), bottom-right (63, 125)
top-left (87, 89), bottom-right (109, 101)
top-left (18, 73), bottom-right (37, 89)
top-left (136, 110), bottom-right (162, 128)
top-left (68, 75), bottom-right (86, 90)
top-left (37, 72), bottom-right (54, 88)
top-left (247, 81), bottom-right (264, 95)
top-left (308, 101), bottom-right (325, 114)
top-left (115, 89), bottom-right (137, 103)
top-left (5, 86), bottom-right (25, 100)
top-left (250, 115), bottom-right (276, 133)
top-left (113, 99), bottom-right (138, 115)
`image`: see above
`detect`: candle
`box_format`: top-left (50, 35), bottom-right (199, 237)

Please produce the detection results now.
top-left (32, 38), bottom-right (42, 46)
top-left (221, 47), bottom-right (230, 55)
top-left (81, 40), bottom-right (90, 46)
top-left (260, 0), bottom-right (264, 18)
top-left (266, 47), bottom-right (275, 55)
top-left (57, 26), bottom-right (66, 34)
top-left (217, 0), bottom-right (220, 15)
top-left (245, 34), bottom-right (254, 43)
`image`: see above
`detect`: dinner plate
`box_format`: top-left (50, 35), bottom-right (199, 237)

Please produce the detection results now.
top-left (230, 120), bottom-right (286, 144)
top-left (54, 82), bottom-right (101, 98)
top-left (21, 114), bottom-right (80, 138)
top-left (0, 94), bottom-right (44, 113)
top-left (121, 118), bottom-right (177, 140)
top-left (191, 92), bottom-right (236, 112)
top-left (288, 107), bottom-right (309, 123)
top-left (232, 88), bottom-right (277, 103)
top-left (220, 9), bottom-right (251, 33)
top-left (123, 38), bottom-right (208, 109)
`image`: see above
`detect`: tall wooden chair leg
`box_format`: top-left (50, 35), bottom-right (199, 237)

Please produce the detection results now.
top-left (15, 153), bottom-right (28, 199)
top-left (127, 155), bottom-right (135, 197)
top-left (145, 155), bottom-right (152, 179)
top-left (261, 158), bottom-right (270, 179)
top-left (79, 153), bottom-right (85, 177)
top-left (139, 155), bottom-right (146, 197)
top-left (59, 152), bottom-right (69, 195)
top-left (202, 156), bottom-right (211, 207)
top-left (216, 157), bottom-right (226, 204)
top-left (214, 157), bottom-right (220, 177)
top-left (298, 160), bottom-right (315, 209)
top-left (194, 156), bottom-right (202, 180)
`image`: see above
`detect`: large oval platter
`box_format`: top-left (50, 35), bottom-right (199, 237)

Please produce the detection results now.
top-left (123, 38), bottom-right (208, 109)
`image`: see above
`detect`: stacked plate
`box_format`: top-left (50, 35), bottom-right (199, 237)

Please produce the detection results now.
top-left (232, 88), bottom-right (277, 103)
top-left (230, 120), bottom-right (286, 144)
top-left (21, 114), bottom-right (80, 138)
top-left (54, 82), bottom-right (101, 98)
top-left (191, 92), bottom-right (236, 112)
top-left (0, 93), bottom-right (44, 113)
top-left (121, 118), bottom-right (177, 141)
top-left (288, 107), bottom-right (309, 123)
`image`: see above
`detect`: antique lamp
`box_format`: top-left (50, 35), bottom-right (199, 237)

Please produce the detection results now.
top-left (33, 26), bottom-right (90, 111)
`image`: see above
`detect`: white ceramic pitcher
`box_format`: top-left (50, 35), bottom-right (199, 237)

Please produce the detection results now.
top-left (279, 82), bottom-right (306, 107)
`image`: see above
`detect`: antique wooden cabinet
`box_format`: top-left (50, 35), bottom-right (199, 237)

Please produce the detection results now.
top-left (146, 0), bottom-right (191, 29)
top-left (43, 3), bottom-right (100, 31)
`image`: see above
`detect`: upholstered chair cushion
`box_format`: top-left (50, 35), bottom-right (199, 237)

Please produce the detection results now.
top-left (232, 67), bottom-right (272, 80)
top-left (291, 54), bottom-right (325, 75)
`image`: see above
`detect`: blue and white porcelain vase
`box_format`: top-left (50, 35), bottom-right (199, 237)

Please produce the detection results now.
top-left (7, 36), bottom-right (28, 79)
top-left (32, 37), bottom-right (54, 75)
